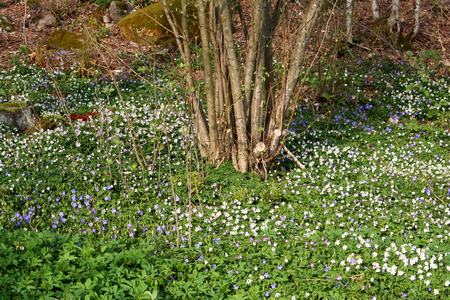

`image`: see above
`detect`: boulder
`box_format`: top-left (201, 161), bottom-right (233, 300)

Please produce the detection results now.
top-left (47, 29), bottom-right (88, 50)
top-left (108, 0), bottom-right (132, 23)
top-left (0, 15), bottom-right (15, 32)
top-left (0, 102), bottom-right (39, 132)
top-left (118, 0), bottom-right (197, 46)
top-left (31, 10), bottom-right (57, 31)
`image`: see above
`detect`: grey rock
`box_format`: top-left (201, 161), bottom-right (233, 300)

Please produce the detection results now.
top-left (0, 103), bottom-right (39, 132)
top-left (108, 1), bottom-right (132, 23)
top-left (34, 10), bottom-right (57, 31)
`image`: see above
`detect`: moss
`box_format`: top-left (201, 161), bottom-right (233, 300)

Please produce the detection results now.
top-left (0, 102), bottom-right (30, 113)
top-left (118, 0), bottom-right (197, 45)
top-left (47, 29), bottom-right (88, 50)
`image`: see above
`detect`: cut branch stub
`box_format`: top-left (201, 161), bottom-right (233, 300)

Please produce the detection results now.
top-left (253, 142), bottom-right (266, 158)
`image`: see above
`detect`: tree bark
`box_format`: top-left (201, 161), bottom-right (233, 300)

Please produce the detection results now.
top-left (267, 0), bottom-right (323, 156)
top-left (161, 0), bottom-right (325, 174)
top-left (197, 0), bottom-right (219, 161)
top-left (220, 0), bottom-right (249, 172)
top-left (388, 0), bottom-right (400, 43)
top-left (346, 0), bottom-right (353, 43)
top-left (413, 0), bottom-right (421, 39)
top-left (371, 0), bottom-right (379, 20)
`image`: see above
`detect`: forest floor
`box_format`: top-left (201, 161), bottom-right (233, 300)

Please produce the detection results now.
top-left (0, 0), bottom-right (449, 298)
top-left (0, 56), bottom-right (449, 298)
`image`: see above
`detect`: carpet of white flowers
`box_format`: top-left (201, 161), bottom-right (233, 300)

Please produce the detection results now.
top-left (0, 62), bottom-right (449, 299)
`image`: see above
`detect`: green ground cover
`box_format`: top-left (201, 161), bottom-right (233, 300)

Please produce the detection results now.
top-left (0, 59), bottom-right (449, 299)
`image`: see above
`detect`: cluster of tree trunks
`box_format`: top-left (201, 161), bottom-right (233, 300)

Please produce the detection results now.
top-left (162, 0), bottom-right (324, 175)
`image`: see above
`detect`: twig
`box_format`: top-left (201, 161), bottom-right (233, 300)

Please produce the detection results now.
top-left (348, 41), bottom-right (373, 52)
top-left (283, 145), bottom-right (305, 169)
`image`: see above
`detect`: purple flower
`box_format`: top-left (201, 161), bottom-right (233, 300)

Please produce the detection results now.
top-left (24, 214), bottom-right (31, 223)
top-left (424, 188), bottom-right (432, 196)
top-left (263, 272), bottom-right (269, 279)
top-left (265, 291), bottom-right (270, 298)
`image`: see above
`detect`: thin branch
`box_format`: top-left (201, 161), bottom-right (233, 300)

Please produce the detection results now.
top-left (283, 145), bottom-right (305, 169)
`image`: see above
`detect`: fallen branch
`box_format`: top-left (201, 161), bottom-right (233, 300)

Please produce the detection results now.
top-left (283, 145), bottom-right (305, 170)
top-left (348, 41), bottom-right (373, 52)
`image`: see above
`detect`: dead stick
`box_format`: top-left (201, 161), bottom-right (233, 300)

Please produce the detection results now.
top-left (283, 145), bottom-right (305, 170)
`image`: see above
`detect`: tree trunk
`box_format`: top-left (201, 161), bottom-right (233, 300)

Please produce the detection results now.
top-left (413, 0), bottom-right (421, 39)
top-left (371, 0), bottom-right (379, 20)
top-left (346, 0), bottom-right (353, 43)
top-left (220, 0), bottom-right (249, 173)
top-left (388, 0), bottom-right (400, 43)
top-left (161, 0), bottom-right (324, 174)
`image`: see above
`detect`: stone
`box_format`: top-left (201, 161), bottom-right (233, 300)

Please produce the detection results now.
top-left (118, 0), bottom-right (197, 46)
top-left (32, 10), bottom-right (57, 31)
top-left (0, 102), bottom-right (39, 132)
top-left (108, 0), bottom-right (132, 23)
top-left (47, 29), bottom-right (87, 50)
top-left (0, 15), bottom-right (15, 33)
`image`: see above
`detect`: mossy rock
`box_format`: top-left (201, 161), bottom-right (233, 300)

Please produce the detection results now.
top-left (47, 29), bottom-right (88, 50)
top-left (0, 102), bottom-right (30, 113)
top-left (27, 0), bottom-right (43, 9)
top-left (0, 15), bottom-right (15, 32)
top-left (118, 0), bottom-right (198, 46)
top-left (0, 102), bottom-right (40, 132)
